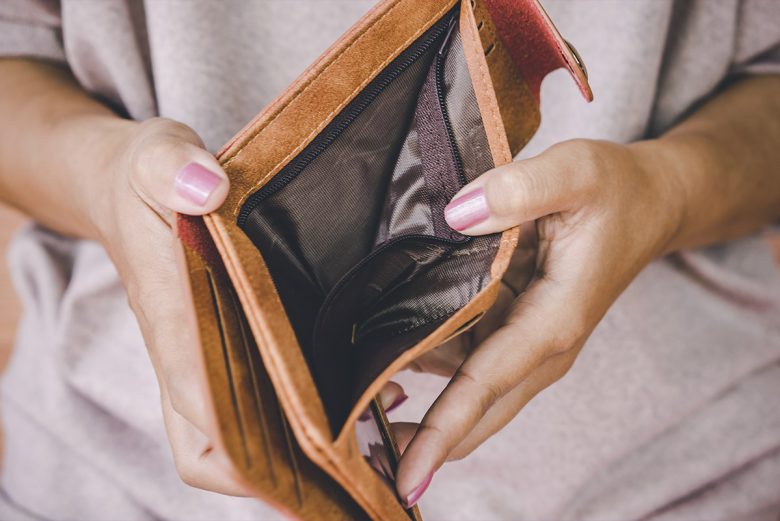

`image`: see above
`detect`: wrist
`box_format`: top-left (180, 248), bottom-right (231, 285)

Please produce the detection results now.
top-left (627, 139), bottom-right (691, 256)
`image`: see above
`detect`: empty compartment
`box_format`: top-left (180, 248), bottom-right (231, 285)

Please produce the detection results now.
top-left (238, 10), bottom-right (500, 433)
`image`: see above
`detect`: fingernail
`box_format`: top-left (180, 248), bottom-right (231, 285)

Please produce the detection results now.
top-left (403, 471), bottom-right (434, 508)
top-left (444, 188), bottom-right (488, 231)
top-left (385, 393), bottom-right (408, 414)
top-left (175, 163), bottom-right (223, 206)
top-left (358, 393), bottom-right (408, 422)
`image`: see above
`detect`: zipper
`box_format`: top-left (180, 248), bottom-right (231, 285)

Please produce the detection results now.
top-left (237, 10), bottom-right (458, 227)
top-left (435, 16), bottom-right (467, 187)
top-left (309, 14), bottom-right (471, 354)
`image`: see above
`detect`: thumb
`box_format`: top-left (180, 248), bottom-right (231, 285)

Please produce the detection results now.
top-left (444, 143), bottom-right (586, 235)
top-left (130, 119), bottom-right (229, 218)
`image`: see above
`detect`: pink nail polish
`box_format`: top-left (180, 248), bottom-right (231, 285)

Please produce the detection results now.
top-left (359, 393), bottom-right (408, 422)
top-left (404, 471), bottom-right (434, 508)
top-left (175, 163), bottom-right (222, 206)
top-left (385, 393), bottom-right (408, 414)
top-left (444, 188), bottom-right (488, 231)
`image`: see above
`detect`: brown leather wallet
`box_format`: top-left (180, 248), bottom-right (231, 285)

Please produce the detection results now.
top-left (175, 1), bottom-right (591, 519)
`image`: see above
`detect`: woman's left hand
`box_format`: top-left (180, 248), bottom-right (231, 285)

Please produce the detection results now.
top-left (394, 138), bottom-right (685, 507)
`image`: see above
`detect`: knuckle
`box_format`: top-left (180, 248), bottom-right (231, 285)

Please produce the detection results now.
top-left (414, 421), bottom-right (455, 453)
top-left (451, 369), bottom-right (505, 413)
top-left (561, 138), bottom-right (599, 164)
top-left (557, 353), bottom-right (577, 377)
top-left (137, 116), bottom-right (171, 135)
top-left (417, 422), bottom-right (447, 441)
top-left (131, 140), bottom-right (169, 183)
top-left (548, 341), bottom-right (576, 357)
top-left (139, 117), bottom-right (199, 143)
top-left (562, 139), bottom-right (610, 190)
top-left (141, 136), bottom-right (188, 168)
top-left (447, 445), bottom-right (472, 462)
top-left (449, 451), bottom-right (468, 462)
top-left (485, 166), bottom-right (532, 218)
top-left (131, 121), bottom-right (203, 180)
top-left (548, 324), bottom-right (587, 357)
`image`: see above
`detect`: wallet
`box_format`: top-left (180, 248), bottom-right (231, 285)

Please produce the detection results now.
top-left (175, 0), bottom-right (591, 519)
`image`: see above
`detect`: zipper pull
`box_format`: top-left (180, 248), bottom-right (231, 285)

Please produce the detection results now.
top-left (438, 16), bottom-right (457, 58)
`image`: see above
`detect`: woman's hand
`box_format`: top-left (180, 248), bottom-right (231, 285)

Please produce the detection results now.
top-left (85, 117), bottom-right (259, 493)
top-left (91, 117), bottom-right (411, 495)
top-left (0, 60), bottom-right (259, 494)
top-left (392, 76), bottom-right (780, 508)
top-left (394, 138), bottom-right (687, 506)
top-left (0, 60), bottom-right (413, 497)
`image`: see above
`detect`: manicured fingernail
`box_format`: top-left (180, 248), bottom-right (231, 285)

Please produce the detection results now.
top-left (403, 471), bottom-right (434, 508)
top-left (385, 393), bottom-right (408, 414)
top-left (359, 393), bottom-right (408, 422)
top-left (444, 188), bottom-right (488, 231)
top-left (175, 163), bottom-right (222, 206)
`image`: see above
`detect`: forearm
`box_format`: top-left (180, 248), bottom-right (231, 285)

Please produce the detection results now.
top-left (0, 59), bottom-right (133, 239)
top-left (632, 75), bottom-right (780, 253)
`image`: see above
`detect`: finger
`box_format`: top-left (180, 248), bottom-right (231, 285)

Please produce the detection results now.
top-left (151, 303), bottom-right (213, 437)
top-left (359, 380), bottom-right (408, 421)
top-left (130, 118), bottom-right (229, 218)
top-left (391, 422), bottom-right (420, 455)
top-left (392, 286), bottom-right (552, 459)
top-left (448, 350), bottom-right (577, 460)
top-left (160, 387), bottom-right (252, 496)
top-left (392, 353), bottom-right (576, 465)
top-left (406, 282), bottom-right (515, 378)
top-left (124, 218), bottom-right (213, 437)
top-left (444, 140), bottom-right (597, 235)
top-left (395, 267), bottom-right (593, 506)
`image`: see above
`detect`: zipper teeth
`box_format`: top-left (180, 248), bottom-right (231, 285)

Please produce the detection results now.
top-left (237, 13), bottom-right (456, 227)
top-left (435, 46), bottom-right (467, 187)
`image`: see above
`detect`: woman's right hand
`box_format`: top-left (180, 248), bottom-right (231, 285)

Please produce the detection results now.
top-left (84, 117), bottom-right (254, 494)
top-left (73, 114), bottom-right (411, 499)
top-left (0, 61), bottom-right (259, 494)
top-left (90, 117), bottom-right (411, 495)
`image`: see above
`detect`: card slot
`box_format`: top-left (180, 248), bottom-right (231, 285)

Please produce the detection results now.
top-left (279, 404), bottom-right (305, 508)
top-left (219, 271), bottom-right (311, 505)
top-left (225, 279), bottom-right (312, 502)
top-left (229, 286), bottom-right (277, 484)
top-left (206, 269), bottom-right (251, 469)
top-left (183, 219), bottom-right (367, 518)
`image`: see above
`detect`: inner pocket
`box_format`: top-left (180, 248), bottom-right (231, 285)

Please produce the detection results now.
top-left (238, 10), bottom-right (500, 433)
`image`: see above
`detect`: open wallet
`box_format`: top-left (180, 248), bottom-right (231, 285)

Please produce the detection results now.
top-left (174, 0), bottom-right (592, 519)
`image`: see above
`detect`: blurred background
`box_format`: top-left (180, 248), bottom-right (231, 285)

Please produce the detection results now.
top-left (0, 206), bottom-right (26, 468)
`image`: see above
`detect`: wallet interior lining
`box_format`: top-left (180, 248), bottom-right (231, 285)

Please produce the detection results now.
top-left (239, 11), bottom-right (499, 433)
